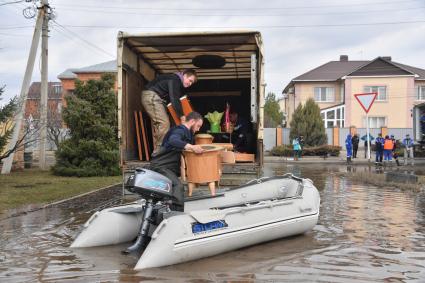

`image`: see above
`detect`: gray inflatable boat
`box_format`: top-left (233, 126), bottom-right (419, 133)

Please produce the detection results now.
top-left (71, 168), bottom-right (320, 270)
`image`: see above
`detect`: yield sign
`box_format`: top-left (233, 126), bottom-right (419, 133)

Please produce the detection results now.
top-left (354, 92), bottom-right (377, 113)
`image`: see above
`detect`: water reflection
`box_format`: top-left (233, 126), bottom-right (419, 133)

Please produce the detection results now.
top-left (0, 165), bottom-right (424, 282)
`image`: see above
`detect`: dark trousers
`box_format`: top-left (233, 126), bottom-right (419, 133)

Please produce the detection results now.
top-left (353, 146), bottom-right (358, 158)
top-left (152, 168), bottom-right (184, 212)
top-left (375, 149), bottom-right (383, 163)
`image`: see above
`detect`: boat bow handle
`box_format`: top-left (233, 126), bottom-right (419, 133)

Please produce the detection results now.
top-left (84, 211), bottom-right (99, 228)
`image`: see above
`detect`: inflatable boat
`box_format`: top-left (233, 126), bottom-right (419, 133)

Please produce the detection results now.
top-left (71, 168), bottom-right (320, 270)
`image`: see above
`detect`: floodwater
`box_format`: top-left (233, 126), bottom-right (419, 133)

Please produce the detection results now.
top-left (1, 164), bottom-right (425, 282)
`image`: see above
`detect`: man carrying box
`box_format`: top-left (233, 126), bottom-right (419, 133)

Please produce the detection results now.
top-left (141, 69), bottom-right (197, 153)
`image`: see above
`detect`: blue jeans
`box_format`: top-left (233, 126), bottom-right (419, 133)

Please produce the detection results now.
top-left (383, 150), bottom-right (392, 161)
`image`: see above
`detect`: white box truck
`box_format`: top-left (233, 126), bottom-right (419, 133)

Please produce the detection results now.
top-left (117, 31), bottom-right (265, 183)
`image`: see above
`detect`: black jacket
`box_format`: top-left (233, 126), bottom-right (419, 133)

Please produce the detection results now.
top-left (149, 125), bottom-right (194, 176)
top-left (351, 135), bottom-right (360, 148)
top-left (145, 73), bottom-right (184, 117)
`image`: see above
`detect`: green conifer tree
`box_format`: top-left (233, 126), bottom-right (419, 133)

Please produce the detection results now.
top-left (52, 74), bottom-right (120, 176)
top-left (264, 92), bottom-right (284, 127)
top-left (289, 98), bottom-right (327, 146)
top-left (289, 103), bottom-right (304, 141)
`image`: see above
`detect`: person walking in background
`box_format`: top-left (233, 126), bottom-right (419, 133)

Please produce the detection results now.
top-left (345, 134), bottom-right (353, 163)
top-left (375, 133), bottom-right (384, 164)
top-left (402, 134), bottom-right (415, 165)
top-left (364, 139), bottom-right (369, 158)
top-left (351, 134), bottom-right (359, 158)
top-left (383, 135), bottom-right (393, 163)
top-left (298, 135), bottom-right (305, 158)
top-left (391, 134), bottom-right (401, 166)
top-left (292, 137), bottom-right (301, 161)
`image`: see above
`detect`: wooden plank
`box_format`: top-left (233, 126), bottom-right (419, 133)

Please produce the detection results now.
top-left (138, 111), bottom-right (150, 161)
top-left (234, 153), bottom-right (255, 163)
top-left (134, 111), bottom-right (143, 160)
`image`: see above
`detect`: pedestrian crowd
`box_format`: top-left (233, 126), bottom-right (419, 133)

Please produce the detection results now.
top-left (346, 133), bottom-right (415, 165)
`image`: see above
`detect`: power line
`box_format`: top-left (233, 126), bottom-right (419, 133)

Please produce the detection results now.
top-left (54, 0), bottom-right (421, 11)
top-left (51, 20), bottom-right (115, 58)
top-left (58, 5), bottom-right (425, 17)
top-left (57, 20), bottom-right (425, 30)
top-left (0, 0), bottom-right (25, 6)
top-left (0, 31), bottom-right (31, 36)
top-left (0, 25), bottom-right (34, 30)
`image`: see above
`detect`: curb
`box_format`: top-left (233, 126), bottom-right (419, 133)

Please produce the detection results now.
top-left (0, 182), bottom-right (122, 221)
top-left (42, 182), bottom-right (122, 208)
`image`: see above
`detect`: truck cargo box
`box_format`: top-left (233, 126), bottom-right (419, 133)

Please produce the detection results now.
top-left (117, 31), bottom-right (265, 180)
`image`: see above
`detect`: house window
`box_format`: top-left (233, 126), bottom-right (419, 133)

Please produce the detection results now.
top-left (364, 86), bottom-right (387, 101)
top-left (314, 87), bottom-right (335, 102)
top-left (416, 86), bottom-right (425, 101)
top-left (53, 84), bottom-right (62, 95)
top-left (363, 116), bottom-right (386, 128)
top-left (321, 105), bottom-right (345, 128)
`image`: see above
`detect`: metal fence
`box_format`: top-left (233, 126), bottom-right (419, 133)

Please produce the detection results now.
top-left (326, 128), bottom-right (333, 145)
top-left (263, 128), bottom-right (276, 151)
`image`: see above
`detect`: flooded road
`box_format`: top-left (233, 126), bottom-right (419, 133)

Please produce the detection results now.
top-left (1, 164), bottom-right (425, 282)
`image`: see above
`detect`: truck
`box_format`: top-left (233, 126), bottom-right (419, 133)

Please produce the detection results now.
top-left (117, 31), bottom-right (265, 185)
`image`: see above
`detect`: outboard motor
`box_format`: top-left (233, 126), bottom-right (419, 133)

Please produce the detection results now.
top-left (122, 168), bottom-right (175, 254)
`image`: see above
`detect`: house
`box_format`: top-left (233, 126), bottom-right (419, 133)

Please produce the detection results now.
top-left (19, 60), bottom-right (117, 168)
top-left (282, 55), bottom-right (425, 130)
top-left (58, 60), bottom-right (117, 96)
top-left (21, 82), bottom-right (65, 167)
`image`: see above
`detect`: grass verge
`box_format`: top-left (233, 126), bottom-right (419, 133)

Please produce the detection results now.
top-left (0, 169), bottom-right (122, 212)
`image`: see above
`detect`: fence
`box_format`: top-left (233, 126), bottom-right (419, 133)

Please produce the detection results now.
top-left (264, 127), bottom-right (413, 151)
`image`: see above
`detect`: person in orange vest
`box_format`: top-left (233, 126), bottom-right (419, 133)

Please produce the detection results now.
top-left (383, 135), bottom-right (394, 163)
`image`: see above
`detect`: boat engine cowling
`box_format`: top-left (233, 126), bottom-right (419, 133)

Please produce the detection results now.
top-left (126, 168), bottom-right (174, 202)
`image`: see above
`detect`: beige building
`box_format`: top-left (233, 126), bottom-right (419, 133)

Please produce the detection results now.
top-left (282, 55), bottom-right (425, 129)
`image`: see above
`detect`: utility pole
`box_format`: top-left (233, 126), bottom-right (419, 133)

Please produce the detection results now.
top-left (1, 0), bottom-right (51, 174)
top-left (38, 0), bottom-right (49, 170)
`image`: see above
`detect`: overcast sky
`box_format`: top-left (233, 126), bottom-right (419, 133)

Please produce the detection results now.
top-left (1, 0), bottom-right (425, 104)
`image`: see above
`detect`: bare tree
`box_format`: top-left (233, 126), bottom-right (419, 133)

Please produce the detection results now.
top-left (0, 85), bottom-right (40, 161)
top-left (46, 102), bottom-right (68, 149)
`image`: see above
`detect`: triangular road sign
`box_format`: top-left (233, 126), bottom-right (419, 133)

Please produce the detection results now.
top-left (354, 92), bottom-right (377, 113)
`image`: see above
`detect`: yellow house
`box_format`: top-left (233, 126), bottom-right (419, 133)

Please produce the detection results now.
top-left (282, 55), bottom-right (425, 129)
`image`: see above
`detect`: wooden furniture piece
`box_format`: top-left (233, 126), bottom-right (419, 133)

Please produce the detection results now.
top-left (138, 111), bottom-right (150, 161)
top-left (234, 153), bottom-right (255, 162)
top-left (167, 95), bottom-right (193, 125)
top-left (221, 151), bottom-right (236, 164)
top-left (195, 134), bottom-right (214, 144)
top-left (183, 145), bottom-right (223, 196)
top-left (134, 111), bottom-right (143, 161)
top-left (134, 111), bottom-right (150, 161)
top-left (212, 143), bottom-right (233, 151)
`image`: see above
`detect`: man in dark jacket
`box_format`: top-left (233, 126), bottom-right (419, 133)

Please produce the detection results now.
top-left (230, 112), bottom-right (253, 153)
top-left (149, 112), bottom-right (204, 211)
top-left (375, 133), bottom-right (384, 164)
top-left (351, 134), bottom-right (360, 158)
top-left (142, 69), bottom-right (197, 153)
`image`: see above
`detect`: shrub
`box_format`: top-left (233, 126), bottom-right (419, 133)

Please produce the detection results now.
top-left (52, 74), bottom-right (120, 177)
top-left (271, 144), bottom-right (341, 157)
